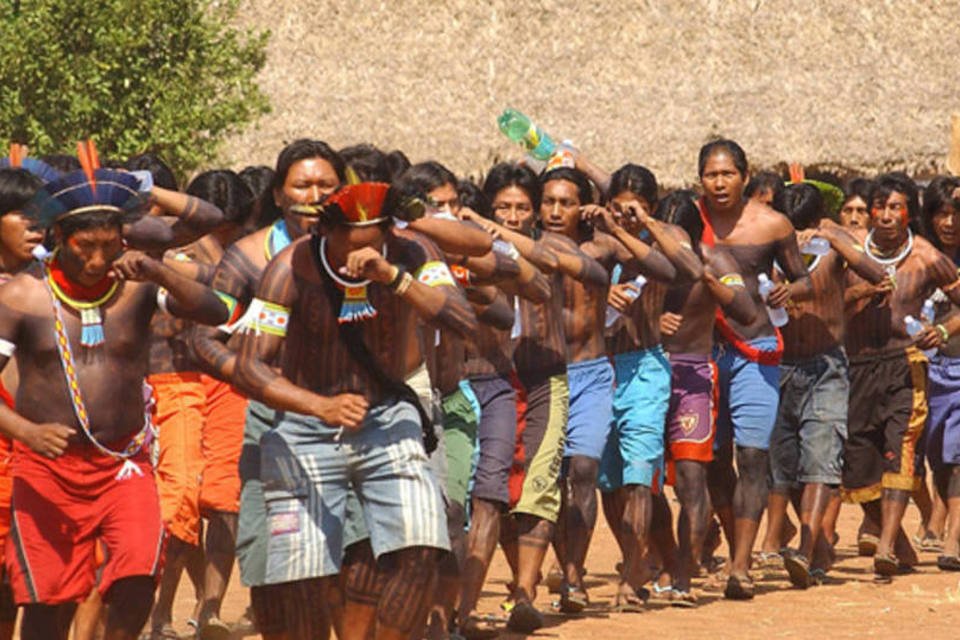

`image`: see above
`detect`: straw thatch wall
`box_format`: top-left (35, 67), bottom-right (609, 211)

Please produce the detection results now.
top-left (220, 0), bottom-right (960, 186)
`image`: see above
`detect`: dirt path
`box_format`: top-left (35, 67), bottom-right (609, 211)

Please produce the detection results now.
top-left (169, 497), bottom-right (960, 639)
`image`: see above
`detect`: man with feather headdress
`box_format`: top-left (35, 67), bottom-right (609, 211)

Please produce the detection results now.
top-left (0, 141), bottom-right (227, 640)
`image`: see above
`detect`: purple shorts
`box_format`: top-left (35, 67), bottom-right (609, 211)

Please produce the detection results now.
top-left (927, 355), bottom-right (960, 469)
top-left (468, 374), bottom-right (518, 507)
top-left (666, 353), bottom-right (716, 463)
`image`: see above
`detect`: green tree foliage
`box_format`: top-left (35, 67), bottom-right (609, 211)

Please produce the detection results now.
top-left (0, 0), bottom-right (270, 179)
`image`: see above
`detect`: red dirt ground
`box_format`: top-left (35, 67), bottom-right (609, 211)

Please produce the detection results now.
top-left (165, 497), bottom-right (960, 640)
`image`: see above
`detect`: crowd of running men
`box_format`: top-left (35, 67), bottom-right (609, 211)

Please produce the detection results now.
top-left (0, 135), bottom-right (956, 640)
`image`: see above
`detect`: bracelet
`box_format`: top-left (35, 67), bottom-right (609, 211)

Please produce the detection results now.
top-left (936, 323), bottom-right (950, 343)
top-left (394, 271), bottom-right (414, 296)
top-left (386, 266), bottom-right (405, 291)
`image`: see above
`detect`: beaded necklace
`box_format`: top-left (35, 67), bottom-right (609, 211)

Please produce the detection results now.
top-left (319, 236), bottom-right (383, 323)
top-left (866, 227), bottom-right (914, 277)
top-left (42, 260), bottom-right (152, 480)
top-left (45, 251), bottom-right (119, 348)
top-left (263, 219), bottom-right (292, 261)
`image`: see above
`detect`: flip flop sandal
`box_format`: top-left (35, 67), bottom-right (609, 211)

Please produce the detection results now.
top-left (610, 591), bottom-right (646, 613)
top-left (783, 552), bottom-right (812, 589)
top-left (650, 583), bottom-right (674, 601)
top-left (459, 615), bottom-right (500, 640)
top-left (858, 533), bottom-right (880, 557)
top-left (671, 589), bottom-right (698, 608)
top-left (506, 601), bottom-right (544, 633)
top-left (559, 584), bottom-right (588, 614)
top-left (873, 552), bottom-right (899, 577)
top-left (920, 535), bottom-right (944, 553)
top-left (724, 574), bottom-right (755, 600)
top-left (937, 555), bottom-right (960, 571)
top-left (755, 551), bottom-right (783, 569)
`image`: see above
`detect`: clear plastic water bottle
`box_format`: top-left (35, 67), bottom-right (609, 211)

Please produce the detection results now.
top-left (492, 239), bottom-right (520, 260)
top-left (605, 275), bottom-right (647, 328)
top-left (510, 296), bottom-right (523, 340)
top-left (497, 109), bottom-right (557, 161)
top-left (800, 236), bottom-right (830, 256)
top-left (757, 273), bottom-right (789, 327)
top-left (905, 314), bottom-right (936, 358)
top-left (921, 298), bottom-right (936, 325)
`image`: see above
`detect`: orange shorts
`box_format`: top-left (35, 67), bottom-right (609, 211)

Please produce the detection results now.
top-left (149, 372), bottom-right (205, 546)
top-left (199, 375), bottom-right (247, 515)
top-left (7, 442), bottom-right (164, 605)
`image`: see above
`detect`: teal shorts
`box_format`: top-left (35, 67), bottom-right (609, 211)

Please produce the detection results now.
top-left (599, 346), bottom-right (671, 491)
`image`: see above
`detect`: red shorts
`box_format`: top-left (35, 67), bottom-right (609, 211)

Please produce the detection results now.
top-left (7, 442), bottom-right (165, 605)
top-left (199, 375), bottom-right (247, 515)
top-left (0, 382), bottom-right (15, 568)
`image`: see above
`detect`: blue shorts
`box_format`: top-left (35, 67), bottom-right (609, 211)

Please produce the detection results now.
top-left (260, 400), bottom-right (449, 583)
top-left (564, 357), bottom-right (615, 461)
top-left (927, 355), bottom-right (960, 469)
top-left (236, 400), bottom-right (275, 587)
top-left (599, 346), bottom-right (671, 491)
top-left (714, 336), bottom-right (781, 451)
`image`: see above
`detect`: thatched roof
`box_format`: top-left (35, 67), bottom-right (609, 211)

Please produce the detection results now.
top-left (220, 0), bottom-right (960, 186)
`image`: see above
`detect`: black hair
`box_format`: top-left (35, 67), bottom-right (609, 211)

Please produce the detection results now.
top-left (540, 167), bottom-right (594, 206)
top-left (842, 177), bottom-right (874, 208)
top-left (125, 153), bottom-right (177, 190)
top-left (870, 172), bottom-right (919, 223)
top-left (744, 170), bottom-right (784, 203)
top-left (921, 175), bottom-right (960, 250)
top-left (457, 178), bottom-right (490, 218)
top-left (238, 165), bottom-right (274, 200)
top-left (698, 139), bottom-right (748, 178)
top-left (40, 154), bottom-right (81, 173)
top-left (608, 163), bottom-right (658, 208)
top-left (0, 168), bottom-right (43, 216)
top-left (481, 163), bottom-right (541, 219)
top-left (238, 165), bottom-right (274, 230)
top-left (385, 150), bottom-right (412, 181)
top-left (340, 144), bottom-right (392, 183)
top-left (774, 182), bottom-right (824, 230)
top-left (653, 190), bottom-right (702, 253)
top-left (57, 209), bottom-right (127, 240)
top-left (394, 161), bottom-right (458, 203)
top-left (260, 139), bottom-right (345, 225)
top-left (186, 170), bottom-right (254, 227)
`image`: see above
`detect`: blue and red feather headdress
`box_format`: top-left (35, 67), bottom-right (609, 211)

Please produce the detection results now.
top-left (24, 140), bottom-right (146, 229)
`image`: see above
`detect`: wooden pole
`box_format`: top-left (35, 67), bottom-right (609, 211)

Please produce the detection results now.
top-left (948, 114), bottom-right (960, 177)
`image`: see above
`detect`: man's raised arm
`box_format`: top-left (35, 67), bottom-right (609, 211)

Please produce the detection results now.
top-left (124, 186), bottom-right (223, 252)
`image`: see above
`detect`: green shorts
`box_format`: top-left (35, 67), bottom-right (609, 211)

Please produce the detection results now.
top-left (441, 384), bottom-right (479, 508)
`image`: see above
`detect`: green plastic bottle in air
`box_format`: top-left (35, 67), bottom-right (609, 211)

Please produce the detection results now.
top-left (497, 108), bottom-right (557, 161)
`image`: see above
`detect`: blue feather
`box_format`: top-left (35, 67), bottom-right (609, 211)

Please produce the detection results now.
top-left (0, 157), bottom-right (61, 184)
top-left (25, 168), bottom-right (144, 228)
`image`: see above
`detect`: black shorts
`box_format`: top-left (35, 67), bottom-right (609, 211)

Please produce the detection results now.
top-left (842, 347), bottom-right (927, 502)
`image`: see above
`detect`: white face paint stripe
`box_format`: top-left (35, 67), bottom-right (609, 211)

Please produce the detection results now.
top-left (0, 338), bottom-right (15, 357)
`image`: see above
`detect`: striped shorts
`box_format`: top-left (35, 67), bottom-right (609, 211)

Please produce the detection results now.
top-left (260, 399), bottom-right (449, 584)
